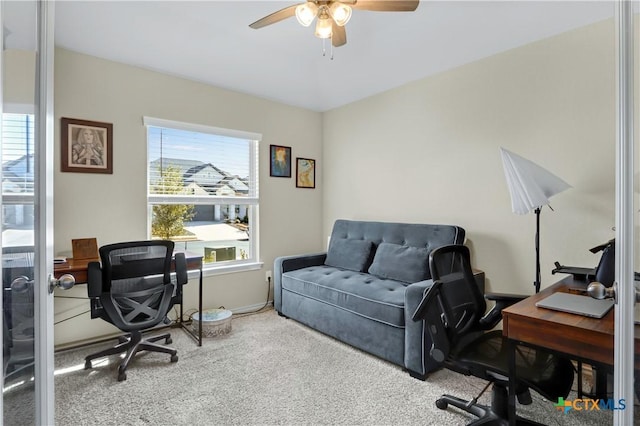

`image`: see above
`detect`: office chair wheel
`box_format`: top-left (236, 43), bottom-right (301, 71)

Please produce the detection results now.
top-left (435, 398), bottom-right (448, 410)
top-left (171, 354), bottom-right (178, 363)
top-left (166, 337), bottom-right (172, 344)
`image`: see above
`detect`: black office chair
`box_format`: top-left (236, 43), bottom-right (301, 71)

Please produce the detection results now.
top-left (84, 240), bottom-right (188, 381)
top-left (2, 246), bottom-right (36, 384)
top-left (412, 245), bottom-right (575, 425)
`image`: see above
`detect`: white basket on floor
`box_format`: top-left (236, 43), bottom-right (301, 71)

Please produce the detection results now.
top-left (192, 308), bottom-right (232, 337)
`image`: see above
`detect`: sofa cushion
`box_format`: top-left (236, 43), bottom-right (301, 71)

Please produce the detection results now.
top-left (367, 242), bottom-right (430, 284)
top-left (325, 239), bottom-right (373, 272)
top-left (281, 265), bottom-right (406, 327)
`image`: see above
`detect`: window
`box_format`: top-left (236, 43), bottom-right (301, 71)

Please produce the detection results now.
top-left (144, 117), bottom-right (260, 273)
top-left (2, 112), bottom-right (35, 247)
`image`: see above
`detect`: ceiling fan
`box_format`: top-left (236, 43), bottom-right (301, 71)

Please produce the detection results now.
top-left (249, 1), bottom-right (420, 48)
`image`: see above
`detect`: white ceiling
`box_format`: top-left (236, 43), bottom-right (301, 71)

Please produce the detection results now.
top-left (6, 1), bottom-right (616, 111)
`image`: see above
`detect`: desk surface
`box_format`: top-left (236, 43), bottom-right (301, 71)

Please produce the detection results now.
top-left (502, 276), bottom-right (640, 368)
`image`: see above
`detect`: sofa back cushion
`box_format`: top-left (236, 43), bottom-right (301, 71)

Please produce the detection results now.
top-left (325, 238), bottom-right (374, 272)
top-left (329, 219), bottom-right (466, 281)
top-left (367, 243), bottom-right (430, 283)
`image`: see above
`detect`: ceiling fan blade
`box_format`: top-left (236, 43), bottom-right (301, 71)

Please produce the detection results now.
top-left (249, 4), bottom-right (299, 29)
top-left (351, 1), bottom-right (419, 12)
top-left (332, 21), bottom-right (347, 47)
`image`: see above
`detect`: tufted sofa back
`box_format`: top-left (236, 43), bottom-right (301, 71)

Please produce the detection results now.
top-left (330, 219), bottom-right (465, 252)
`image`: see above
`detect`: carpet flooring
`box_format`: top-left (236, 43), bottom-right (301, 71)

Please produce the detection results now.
top-left (7, 309), bottom-right (625, 425)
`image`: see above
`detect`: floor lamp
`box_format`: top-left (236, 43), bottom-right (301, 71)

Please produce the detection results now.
top-left (500, 148), bottom-right (572, 293)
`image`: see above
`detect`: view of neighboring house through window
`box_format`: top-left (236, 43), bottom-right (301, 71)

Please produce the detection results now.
top-left (2, 113), bottom-right (35, 247)
top-left (145, 117), bottom-right (260, 270)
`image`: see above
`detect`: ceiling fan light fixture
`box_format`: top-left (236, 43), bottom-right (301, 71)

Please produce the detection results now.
top-left (295, 2), bottom-right (319, 27)
top-left (329, 3), bottom-right (352, 26)
top-left (314, 15), bottom-right (333, 39)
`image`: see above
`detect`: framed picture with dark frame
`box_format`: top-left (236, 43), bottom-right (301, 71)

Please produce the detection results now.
top-left (61, 117), bottom-right (113, 174)
top-left (270, 144), bottom-right (291, 177)
top-left (296, 157), bottom-right (315, 189)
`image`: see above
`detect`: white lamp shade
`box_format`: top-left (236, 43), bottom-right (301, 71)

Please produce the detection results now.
top-left (500, 147), bottom-right (572, 215)
top-left (295, 2), bottom-right (319, 27)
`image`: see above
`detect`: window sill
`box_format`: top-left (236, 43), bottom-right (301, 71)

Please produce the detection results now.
top-left (188, 261), bottom-right (264, 279)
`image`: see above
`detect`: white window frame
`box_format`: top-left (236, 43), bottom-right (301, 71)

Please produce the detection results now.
top-left (143, 116), bottom-right (261, 275)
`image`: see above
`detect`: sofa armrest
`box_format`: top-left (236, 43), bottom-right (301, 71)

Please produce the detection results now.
top-left (273, 252), bottom-right (327, 312)
top-left (404, 279), bottom-right (437, 378)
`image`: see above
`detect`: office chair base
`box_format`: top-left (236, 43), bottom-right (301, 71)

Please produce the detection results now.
top-left (436, 386), bottom-right (544, 426)
top-left (84, 331), bottom-right (177, 381)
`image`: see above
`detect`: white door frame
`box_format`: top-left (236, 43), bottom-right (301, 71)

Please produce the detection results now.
top-left (33, 0), bottom-right (56, 424)
top-left (613, 1), bottom-right (635, 425)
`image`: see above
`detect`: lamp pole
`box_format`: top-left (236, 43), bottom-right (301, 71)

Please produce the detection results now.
top-left (534, 207), bottom-right (541, 293)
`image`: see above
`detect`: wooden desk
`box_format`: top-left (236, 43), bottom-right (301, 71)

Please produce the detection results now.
top-left (502, 276), bottom-right (640, 424)
top-left (502, 276), bottom-right (640, 368)
top-left (53, 252), bottom-right (205, 346)
top-left (54, 258), bottom-right (99, 284)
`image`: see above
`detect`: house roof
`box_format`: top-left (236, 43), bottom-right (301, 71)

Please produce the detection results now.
top-left (183, 163), bottom-right (229, 181)
top-left (150, 158), bottom-right (249, 196)
top-left (149, 157), bottom-right (205, 177)
top-left (2, 154), bottom-right (34, 182)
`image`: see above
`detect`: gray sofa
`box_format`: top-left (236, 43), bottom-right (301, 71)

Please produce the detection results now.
top-left (274, 219), bottom-right (483, 379)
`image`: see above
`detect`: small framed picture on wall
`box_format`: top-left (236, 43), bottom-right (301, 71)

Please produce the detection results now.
top-left (61, 117), bottom-right (113, 174)
top-left (270, 145), bottom-right (292, 178)
top-left (296, 157), bottom-right (315, 189)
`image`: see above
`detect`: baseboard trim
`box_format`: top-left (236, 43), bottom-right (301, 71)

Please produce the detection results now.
top-left (230, 300), bottom-right (274, 315)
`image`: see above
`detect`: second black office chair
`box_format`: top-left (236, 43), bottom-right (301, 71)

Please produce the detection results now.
top-left (84, 240), bottom-right (188, 381)
top-left (413, 245), bottom-right (575, 425)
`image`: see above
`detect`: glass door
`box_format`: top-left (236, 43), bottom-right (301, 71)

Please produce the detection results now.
top-left (2, 1), bottom-right (56, 424)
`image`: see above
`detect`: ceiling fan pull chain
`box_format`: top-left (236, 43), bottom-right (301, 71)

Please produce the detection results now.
top-left (322, 37), bottom-right (327, 57)
top-left (330, 34), bottom-right (334, 60)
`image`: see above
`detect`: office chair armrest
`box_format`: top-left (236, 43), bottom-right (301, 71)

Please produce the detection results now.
top-left (484, 292), bottom-right (527, 304)
top-left (86, 261), bottom-right (102, 298)
top-left (412, 281), bottom-right (451, 364)
top-left (479, 293), bottom-right (527, 329)
top-left (174, 252), bottom-right (188, 286)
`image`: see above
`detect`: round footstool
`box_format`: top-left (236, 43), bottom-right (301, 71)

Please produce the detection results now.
top-left (192, 308), bottom-right (232, 337)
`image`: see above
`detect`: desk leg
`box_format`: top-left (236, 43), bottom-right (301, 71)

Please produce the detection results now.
top-left (198, 266), bottom-right (203, 346)
top-left (177, 260), bottom-right (203, 347)
top-left (594, 365), bottom-right (608, 399)
top-left (508, 339), bottom-right (517, 426)
top-left (180, 291), bottom-right (184, 326)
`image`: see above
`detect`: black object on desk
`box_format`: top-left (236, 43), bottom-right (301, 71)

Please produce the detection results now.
top-left (551, 262), bottom-right (595, 281)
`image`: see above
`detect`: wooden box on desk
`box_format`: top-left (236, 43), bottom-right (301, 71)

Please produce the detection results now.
top-left (71, 238), bottom-right (98, 260)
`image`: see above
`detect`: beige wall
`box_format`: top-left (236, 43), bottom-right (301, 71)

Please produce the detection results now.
top-left (3, 50), bottom-right (35, 106)
top-left (53, 48), bottom-right (324, 346)
top-left (322, 19), bottom-right (617, 295)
